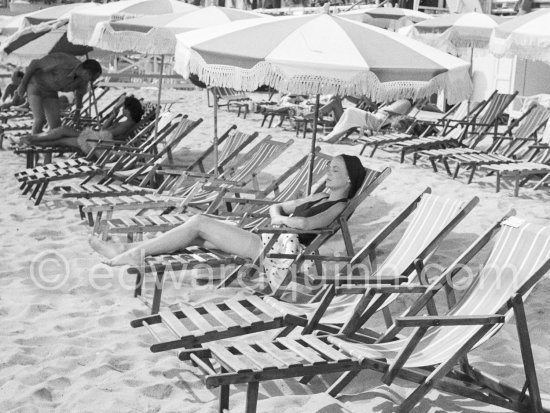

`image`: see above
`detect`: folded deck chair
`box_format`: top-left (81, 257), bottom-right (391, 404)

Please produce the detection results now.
top-left (54, 125), bottom-right (257, 201)
top-left (15, 114), bottom-right (202, 205)
top-left (101, 151), bottom-right (331, 241)
top-left (418, 104), bottom-right (550, 183)
top-left (178, 214), bottom-right (550, 413)
top-left (130, 189), bottom-right (477, 352)
top-left (128, 165), bottom-right (391, 314)
top-left (390, 91), bottom-right (517, 164)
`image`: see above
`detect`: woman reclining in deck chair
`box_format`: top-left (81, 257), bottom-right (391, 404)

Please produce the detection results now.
top-left (19, 96), bottom-right (144, 154)
top-left (90, 154), bottom-right (366, 284)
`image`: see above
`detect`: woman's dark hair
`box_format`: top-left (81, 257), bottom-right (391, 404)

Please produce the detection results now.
top-left (339, 154), bottom-right (366, 199)
top-left (14, 70), bottom-right (24, 79)
top-left (123, 96), bottom-right (144, 123)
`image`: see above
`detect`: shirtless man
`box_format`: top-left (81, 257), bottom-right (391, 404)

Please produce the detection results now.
top-left (15, 53), bottom-right (102, 133)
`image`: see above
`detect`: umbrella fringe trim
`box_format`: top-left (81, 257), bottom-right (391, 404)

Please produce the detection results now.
top-left (69, 12), bottom-right (142, 46)
top-left (182, 50), bottom-right (472, 104)
top-left (90, 22), bottom-right (175, 55)
top-left (489, 36), bottom-right (550, 65)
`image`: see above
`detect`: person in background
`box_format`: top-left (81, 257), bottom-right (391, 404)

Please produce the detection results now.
top-left (15, 53), bottom-right (102, 134)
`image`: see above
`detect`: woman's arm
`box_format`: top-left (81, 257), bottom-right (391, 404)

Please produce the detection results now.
top-left (102, 119), bottom-right (135, 140)
top-left (269, 193), bottom-right (328, 226)
top-left (273, 202), bottom-right (346, 231)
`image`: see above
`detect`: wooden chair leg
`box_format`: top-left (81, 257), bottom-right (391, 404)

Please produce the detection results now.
top-left (219, 367), bottom-right (230, 413)
top-left (467, 164), bottom-right (477, 184)
top-left (369, 144), bottom-right (377, 158)
top-left (151, 268), bottom-right (165, 315)
top-left (327, 369), bottom-right (361, 397)
top-left (496, 172), bottom-right (501, 193)
top-left (34, 181), bottom-right (49, 205)
top-left (245, 382), bottom-right (259, 413)
top-left (268, 115), bottom-right (275, 128)
top-left (514, 176), bottom-right (520, 197)
top-left (512, 294), bottom-right (543, 413)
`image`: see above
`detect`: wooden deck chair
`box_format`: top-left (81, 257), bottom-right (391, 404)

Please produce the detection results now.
top-left (208, 87), bottom-right (252, 110)
top-left (130, 166), bottom-right (391, 315)
top-left (16, 114), bottom-right (202, 205)
top-left (13, 90), bottom-right (128, 168)
top-left (102, 152), bottom-right (332, 241)
top-left (392, 91), bottom-right (517, 164)
top-left (130, 189), bottom-right (477, 353)
top-left (419, 104), bottom-right (550, 183)
top-left (79, 136), bottom-right (292, 235)
top-left (479, 118), bottom-right (550, 196)
top-left (73, 127), bottom-right (259, 227)
top-left (178, 214), bottom-right (550, 413)
top-left (53, 125), bottom-right (256, 200)
top-left (14, 109), bottom-right (175, 194)
top-left (355, 100), bottom-right (473, 157)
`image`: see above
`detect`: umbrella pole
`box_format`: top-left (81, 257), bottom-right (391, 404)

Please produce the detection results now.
top-left (468, 47), bottom-right (474, 114)
top-left (155, 55), bottom-right (167, 156)
top-left (307, 94), bottom-right (320, 195)
top-left (86, 53), bottom-right (100, 128)
top-left (213, 88), bottom-right (219, 177)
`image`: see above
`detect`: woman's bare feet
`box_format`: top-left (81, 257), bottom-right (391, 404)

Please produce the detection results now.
top-left (104, 249), bottom-right (144, 267)
top-left (89, 236), bottom-right (130, 259)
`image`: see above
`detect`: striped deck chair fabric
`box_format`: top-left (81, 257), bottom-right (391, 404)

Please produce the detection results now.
top-left (130, 190), bottom-right (476, 352)
top-left (480, 117), bottom-right (550, 196)
top-left (180, 218), bottom-right (550, 413)
top-left (128, 165), bottom-right (391, 314)
top-left (209, 87), bottom-right (251, 109)
top-left (55, 125), bottom-right (255, 200)
top-left (103, 152), bottom-right (332, 240)
top-left (358, 100), bottom-right (472, 157)
top-left (394, 92), bottom-right (517, 164)
top-left (79, 136), bottom-right (292, 235)
top-left (418, 105), bottom-right (550, 183)
top-left (16, 114), bottom-right (201, 205)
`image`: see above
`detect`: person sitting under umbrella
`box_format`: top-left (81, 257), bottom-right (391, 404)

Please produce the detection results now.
top-left (19, 96), bottom-right (144, 154)
top-left (15, 53), bottom-right (102, 134)
top-left (89, 154), bottom-right (366, 296)
top-left (321, 98), bottom-right (413, 144)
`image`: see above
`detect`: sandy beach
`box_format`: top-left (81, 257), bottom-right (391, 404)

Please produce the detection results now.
top-left (1, 87), bottom-right (550, 412)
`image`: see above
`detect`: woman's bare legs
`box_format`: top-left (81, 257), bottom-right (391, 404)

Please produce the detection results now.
top-left (22, 126), bottom-right (79, 145)
top-left (90, 214), bottom-right (263, 266)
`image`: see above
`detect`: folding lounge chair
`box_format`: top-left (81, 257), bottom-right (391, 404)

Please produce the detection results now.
top-left (13, 91), bottom-right (130, 168)
top-left (178, 214), bottom-right (550, 413)
top-left (130, 189), bottom-right (478, 353)
top-left (129, 165), bottom-right (391, 314)
top-left (80, 136), bottom-right (293, 235)
top-left (480, 120), bottom-right (550, 196)
top-left (54, 125), bottom-right (257, 201)
top-left (15, 114), bottom-right (202, 205)
top-left (208, 87), bottom-right (252, 112)
top-left (102, 152), bottom-right (332, 241)
top-left (418, 104), bottom-right (550, 183)
top-left (393, 91), bottom-right (518, 164)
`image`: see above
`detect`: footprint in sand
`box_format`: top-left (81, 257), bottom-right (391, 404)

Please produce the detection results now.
top-left (141, 383), bottom-right (174, 399)
top-left (29, 229), bottom-right (66, 240)
top-left (32, 387), bottom-right (53, 402)
top-left (106, 356), bottom-right (131, 373)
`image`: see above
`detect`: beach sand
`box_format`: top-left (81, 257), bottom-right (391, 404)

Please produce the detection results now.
top-left (1, 88), bottom-right (549, 412)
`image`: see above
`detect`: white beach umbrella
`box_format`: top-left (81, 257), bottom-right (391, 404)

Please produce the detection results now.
top-left (0, 12), bottom-right (34, 36)
top-left (21, 3), bottom-right (100, 28)
top-left (406, 12), bottom-right (503, 53)
top-left (489, 9), bottom-right (550, 64)
top-left (89, 6), bottom-right (266, 55)
top-left (175, 11), bottom-right (472, 191)
top-left (340, 7), bottom-right (432, 31)
top-left (68, 0), bottom-right (197, 47)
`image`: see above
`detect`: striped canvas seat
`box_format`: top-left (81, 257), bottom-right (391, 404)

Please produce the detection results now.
top-left (419, 105), bottom-right (550, 183)
top-left (103, 153), bottom-right (332, 239)
top-left (80, 136), bottom-right (293, 235)
top-left (56, 126), bottom-right (256, 200)
top-left (17, 115), bottom-right (202, 205)
top-left (395, 92), bottom-right (517, 164)
top-left (179, 218), bottom-right (550, 413)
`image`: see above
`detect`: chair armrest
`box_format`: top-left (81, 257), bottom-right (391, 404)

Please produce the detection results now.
top-left (223, 197), bottom-right (276, 206)
top-left (256, 226), bottom-right (334, 235)
top-left (395, 314), bottom-right (505, 327)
